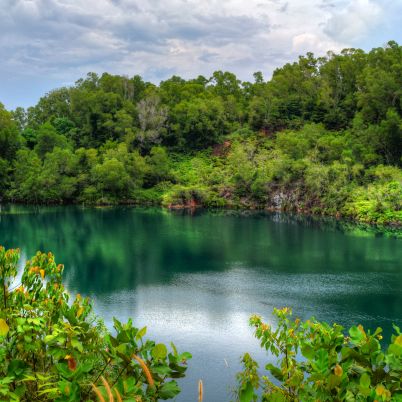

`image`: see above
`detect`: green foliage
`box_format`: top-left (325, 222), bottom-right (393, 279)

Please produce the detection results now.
top-left (170, 97), bottom-right (227, 149)
top-left (0, 103), bottom-right (23, 161)
top-left (236, 308), bottom-right (402, 401)
top-left (0, 42), bottom-right (401, 225)
top-left (34, 122), bottom-right (71, 158)
top-left (344, 181), bottom-right (402, 225)
top-left (0, 246), bottom-right (191, 401)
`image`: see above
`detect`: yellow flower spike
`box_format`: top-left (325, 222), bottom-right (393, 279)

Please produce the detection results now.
top-left (114, 388), bottom-right (123, 402)
top-left (334, 364), bottom-right (343, 377)
top-left (261, 323), bottom-right (270, 332)
top-left (92, 384), bottom-right (106, 402)
top-left (100, 377), bottom-right (114, 402)
top-left (375, 384), bottom-right (388, 397)
top-left (198, 379), bottom-right (203, 402)
top-left (77, 307), bottom-right (84, 318)
top-left (132, 354), bottom-right (155, 388)
top-left (40, 269), bottom-right (45, 279)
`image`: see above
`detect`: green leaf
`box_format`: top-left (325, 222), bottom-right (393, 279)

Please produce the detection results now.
top-left (152, 365), bottom-right (173, 376)
top-left (266, 363), bottom-right (284, 381)
top-left (0, 319), bottom-right (9, 337)
top-left (301, 344), bottom-right (315, 360)
top-left (313, 349), bottom-right (329, 374)
top-left (360, 373), bottom-right (371, 388)
top-left (8, 360), bottom-right (28, 379)
top-left (239, 381), bottom-right (255, 402)
top-left (158, 381), bottom-right (180, 399)
top-left (136, 326), bottom-right (147, 340)
top-left (71, 338), bottom-right (83, 353)
top-left (44, 334), bottom-right (56, 343)
top-left (152, 343), bottom-right (168, 360)
top-left (268, 391), bottom-right (287, 402)
top-left (349, 326), bottom-right (364, 345)
top-left (14, 384), bottom-right (27, 398)
top-left (388, 343), bottom-right (402, 357)
top-left (328, 374), bottom-right (341, 389)
top-left (170, 342), bottom-right (178, 357)
top-left (178, 351), bottom-right (192, 361)
top-left (55, 363), bottom-right (74, 379)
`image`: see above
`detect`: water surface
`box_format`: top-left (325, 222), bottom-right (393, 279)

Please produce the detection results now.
top-left (0, 206), bottom-right (401, 401)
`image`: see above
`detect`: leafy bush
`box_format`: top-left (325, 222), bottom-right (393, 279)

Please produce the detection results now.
top-left (0, 246), bottom-right (191, 401)
top-left (344, 181), bottom-right (402, 225)
top-left (236, 308), bottom-right (402, 401)
top-left (161, 184), bottom-right (209, 208)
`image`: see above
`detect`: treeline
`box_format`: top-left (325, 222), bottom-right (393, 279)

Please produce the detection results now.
top-left (0, 41), bottom-right (401, 224)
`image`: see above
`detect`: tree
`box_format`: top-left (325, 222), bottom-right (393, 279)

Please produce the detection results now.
top-left (170, 97), bottom-right (226, 149)
top-left (9, 149), bottom-right (43, 203)
top-left (145, 146), bottom-right (172, 186)
top-left (135, 95), bottom-right (168, 150)
top-left (0, 103), bottom-right (22, 161)
top-left (34, 122), bottom-right (71, 158)
top-left (92, 158), bottom-right (132, 199)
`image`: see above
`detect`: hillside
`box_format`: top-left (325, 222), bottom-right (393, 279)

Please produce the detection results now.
top-left (0, 41), bottom-right (401, 225)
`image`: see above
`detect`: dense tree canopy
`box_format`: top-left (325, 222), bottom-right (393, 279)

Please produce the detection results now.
top-left (1, 41), bottom-right (401, 225)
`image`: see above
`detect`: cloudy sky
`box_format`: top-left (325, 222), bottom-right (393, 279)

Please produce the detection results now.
top-left (0, 0), bottom-right (400, 109)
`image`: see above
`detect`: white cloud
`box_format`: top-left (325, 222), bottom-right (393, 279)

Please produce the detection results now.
top-left (323, 0), bottom-right (383, 43)
top-left (0, 0), bottom-right (398, 108)
top-left (292, 33), bottom-right (343, 55)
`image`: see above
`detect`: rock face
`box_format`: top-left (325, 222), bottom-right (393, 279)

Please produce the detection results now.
top-left (265, 187), bottom-right (310, 213)
top-left (212, 141), bottom-right (231, 156)
top-left (270, 190), bottom-right (298, 210)
top-left (168, 198), bottom-right (198, 209)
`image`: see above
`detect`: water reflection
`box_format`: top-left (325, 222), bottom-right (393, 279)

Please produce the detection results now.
top-left (0, 205), bottom-right (401, 401)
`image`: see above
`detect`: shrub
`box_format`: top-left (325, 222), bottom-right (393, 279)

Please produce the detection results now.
top-left (236, 308), bottom-right (402, 401)
top-left (0, 246), bottom-right (191, 401)
top-left (344, 181), bottom-right (402, 225)
top-left (161, 185), bottom-right (208, 208)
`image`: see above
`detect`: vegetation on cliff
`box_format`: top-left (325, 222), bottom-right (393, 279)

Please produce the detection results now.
top-left (0, 41), bottom-right (401, 224)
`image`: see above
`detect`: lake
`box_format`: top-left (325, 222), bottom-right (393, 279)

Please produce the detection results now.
top-left (0, 205), bottom-right (401, 401)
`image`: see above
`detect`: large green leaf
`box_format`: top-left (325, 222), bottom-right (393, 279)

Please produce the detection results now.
top-left (349, 326), bottom-right (365, 345)
top-left (239, 381), bottom-right (255, 402)
top-left (152, 343), bottom-right (168, 360)
top-left (266, 363), bottom-right (284, 381)
top-left (158, 381), bottom-right (180, 399)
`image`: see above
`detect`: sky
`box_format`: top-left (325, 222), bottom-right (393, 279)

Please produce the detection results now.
top-left (0, 0), bottom-right (401, 110)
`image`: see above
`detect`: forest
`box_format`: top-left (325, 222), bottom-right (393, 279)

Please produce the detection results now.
top-left (0, 41), bottom-right (401, 225)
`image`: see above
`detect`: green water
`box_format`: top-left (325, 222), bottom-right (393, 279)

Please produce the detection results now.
top-left (0, 205), bottom-right (401, 401)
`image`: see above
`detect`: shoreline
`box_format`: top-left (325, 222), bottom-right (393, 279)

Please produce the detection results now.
top-left (1, 200), bottom-right (401, 234)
